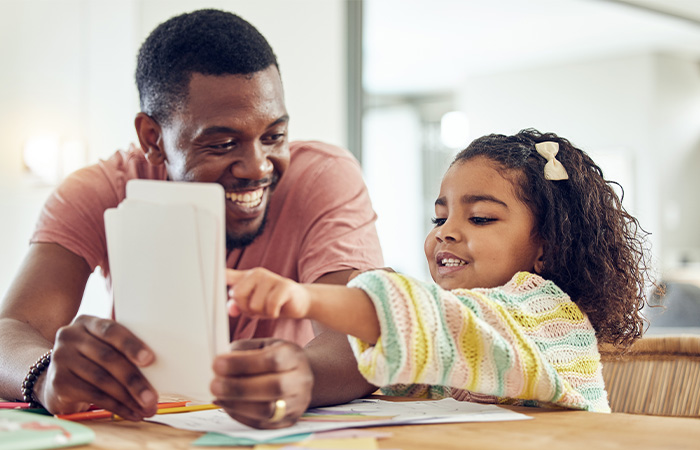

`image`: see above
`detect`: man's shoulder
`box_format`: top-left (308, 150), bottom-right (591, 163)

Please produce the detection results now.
top-left (289, 140), bottom-right (358, 164)
top-left (54, 145), bottom-right (166, 210)
top-left (95, 145), bottom-right (166, 181)
top-left (281, 141), bottom-right (363, 195)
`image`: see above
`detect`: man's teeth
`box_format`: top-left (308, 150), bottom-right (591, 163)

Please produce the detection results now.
top-left (225, 189), bottom-right (263, 208)
top-left (441, 258), bottom-right (466, 267)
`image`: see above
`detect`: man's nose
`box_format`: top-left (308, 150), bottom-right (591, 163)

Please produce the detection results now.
top-left (230, 142), bottom-right (273, 179)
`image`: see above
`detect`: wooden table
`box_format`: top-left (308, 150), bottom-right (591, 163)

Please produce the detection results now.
top-left (81, 405), bottom-right (700, 449)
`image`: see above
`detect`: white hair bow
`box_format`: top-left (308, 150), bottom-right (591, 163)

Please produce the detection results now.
top-left (535, 141), bottom-right (569, 181)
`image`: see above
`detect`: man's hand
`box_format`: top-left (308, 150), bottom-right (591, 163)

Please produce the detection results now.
top-left (211, 338), bottom-right (313, 429)
top-left (36, 315), bottom-right (159, 421)
top-left (226, 268), bottom-right (311, 319)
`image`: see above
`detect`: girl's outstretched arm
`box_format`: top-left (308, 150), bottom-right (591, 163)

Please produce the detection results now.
top-left (346, 270), bottom-right (610, 413)
top-left (226, 268), bottom-right (380, 344)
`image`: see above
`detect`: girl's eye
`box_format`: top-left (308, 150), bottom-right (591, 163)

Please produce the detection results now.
top-left (431, 217), bottom-right (446, 227)
top-left (470, 216), bottom-right (496, 225)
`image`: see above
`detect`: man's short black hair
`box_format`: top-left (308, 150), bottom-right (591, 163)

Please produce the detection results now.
top-left (136, 9), bottom-right (279, 124)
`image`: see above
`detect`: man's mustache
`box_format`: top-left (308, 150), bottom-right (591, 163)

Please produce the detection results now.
top-left (227, 173), bottom-right (279, 190)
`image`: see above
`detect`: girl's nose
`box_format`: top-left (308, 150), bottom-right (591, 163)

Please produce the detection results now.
top-left (435, 218), bottom-right (462, 243)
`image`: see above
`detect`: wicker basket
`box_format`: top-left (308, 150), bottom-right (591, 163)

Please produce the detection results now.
top-left (599, 336), bottom-right (700, 417)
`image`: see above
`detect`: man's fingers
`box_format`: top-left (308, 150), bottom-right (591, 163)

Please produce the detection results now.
top-left (211, 339), bottom-right (313, 430)
top-left (76, 316), bottom-right (155, 367)
top-left (215, 340), bottom-right (301, 376)
top-left (53, 348), bottom-right (145, 411)
top-left (51, 369), bottom-right (144, 421)
top-left (227, 338), bottom-right (269, 351)
top-left (211, 369), bottom-right (305, 401)
top-left (214, 398), bottom-right (303, 429)
top-left (56, 317), bottom-right (158, 414)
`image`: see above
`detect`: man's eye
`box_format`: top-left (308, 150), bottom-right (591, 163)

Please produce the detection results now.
top-left (431, 217), bottom-right (446, 227)
top-left (470, 217), bottom-right (495, 225)
top-left (263, 133), bottom-right (286, 143)
top-left (210, 141), bottom-right (236, 150)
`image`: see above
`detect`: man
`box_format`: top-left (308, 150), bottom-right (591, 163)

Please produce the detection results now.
top-left (0, 9), bottom-right (382, 429)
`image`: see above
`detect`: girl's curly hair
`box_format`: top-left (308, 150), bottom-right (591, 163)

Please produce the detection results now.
top-left (453, 129), bottom-right (652, 347)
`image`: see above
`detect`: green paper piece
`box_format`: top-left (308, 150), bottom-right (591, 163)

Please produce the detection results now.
top-left (193, 431), bottom-right (312, 446)
top-left (0, 410), bottom-right (95, 450)
top-left (23, 408), bottom-right (53, 416)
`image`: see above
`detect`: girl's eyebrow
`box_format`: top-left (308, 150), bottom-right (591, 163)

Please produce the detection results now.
top-left (435, 194), bottom-right (508, 208)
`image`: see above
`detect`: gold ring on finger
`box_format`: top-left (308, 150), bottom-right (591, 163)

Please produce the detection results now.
top-left (269, 399), bottom-right (286, 423)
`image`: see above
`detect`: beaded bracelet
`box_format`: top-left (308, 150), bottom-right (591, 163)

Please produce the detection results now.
top-left (21, 350), bottom-right (52, 408)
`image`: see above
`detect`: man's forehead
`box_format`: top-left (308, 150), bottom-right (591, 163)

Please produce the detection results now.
top-left (187, 66), bottom-right (282, 91)
top-left (180, 68), bottom-right (287, 119)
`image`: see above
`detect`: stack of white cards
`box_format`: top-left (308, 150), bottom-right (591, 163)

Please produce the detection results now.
top-left (104, 179), bottom-right (229, 402)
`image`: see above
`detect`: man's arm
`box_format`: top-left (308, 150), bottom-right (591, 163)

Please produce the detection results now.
top-left (0, 243), bottom-right (158, 419)
top-left (304, 269), bottom-right (377, 407)
top-left (0, 243), bottom-right (89, 398)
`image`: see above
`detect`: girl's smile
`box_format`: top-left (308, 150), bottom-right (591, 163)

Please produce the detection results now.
top-left (435, 251), bottom-right (468, 276)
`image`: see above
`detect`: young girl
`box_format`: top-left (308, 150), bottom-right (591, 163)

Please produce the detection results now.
top-left (226, 129), bottom-right (651, 413)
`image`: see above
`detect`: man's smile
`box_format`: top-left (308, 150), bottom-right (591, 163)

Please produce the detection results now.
top-left (224, 186), bottom-right (270, 220)
top-left (225, 188), bottom-right (264, 209)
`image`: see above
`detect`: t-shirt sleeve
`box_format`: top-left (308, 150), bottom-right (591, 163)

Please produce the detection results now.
top-left (294, 147), bottom-right (384, 283)
top-left (30, 161), bottom-right (123, 272)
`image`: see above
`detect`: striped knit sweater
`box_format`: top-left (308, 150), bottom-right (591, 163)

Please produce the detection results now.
top-left (346, 270), bottom-right (610, 413)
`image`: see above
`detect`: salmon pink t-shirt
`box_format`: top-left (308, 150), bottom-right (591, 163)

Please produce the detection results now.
top-left (31, 141), bottom-right (384, 346)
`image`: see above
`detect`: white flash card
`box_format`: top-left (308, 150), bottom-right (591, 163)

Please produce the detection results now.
top-left (105, 180), bottom-right (228, 402)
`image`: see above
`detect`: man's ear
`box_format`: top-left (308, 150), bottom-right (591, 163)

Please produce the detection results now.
top-left (533, 241), bottom-right (545, 274)
top-left (134, 112), bottom-right (166, 166)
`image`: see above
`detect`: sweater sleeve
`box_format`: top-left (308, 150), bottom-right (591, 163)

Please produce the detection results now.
top-left (346, 271), bottom-right (610, 412)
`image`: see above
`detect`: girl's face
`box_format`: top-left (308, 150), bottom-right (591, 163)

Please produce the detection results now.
top-left (424, 156), bottom-right (544, 290)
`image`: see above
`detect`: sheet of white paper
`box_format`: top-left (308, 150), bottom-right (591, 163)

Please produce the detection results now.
top-left (106, 200), bottom-right (214, 402)
top-left (106, 180), bottom-right (229, 402)
top-left (146, 398), bottom-right (531, 442)
top-left (125, 180), bottom-right (228, 356)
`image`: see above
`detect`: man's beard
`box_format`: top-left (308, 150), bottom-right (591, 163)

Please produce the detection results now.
top-left (225, 206), bottom-right (269, 251)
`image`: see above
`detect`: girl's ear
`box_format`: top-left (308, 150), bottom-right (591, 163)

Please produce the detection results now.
top-left (134, 112), bottom-right (166, 166)
top-left (533, 241), bottom-right (546, 274)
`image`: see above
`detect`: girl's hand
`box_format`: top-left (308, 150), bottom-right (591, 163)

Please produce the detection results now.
top-left (226, 268), bottom-right (312, 319)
